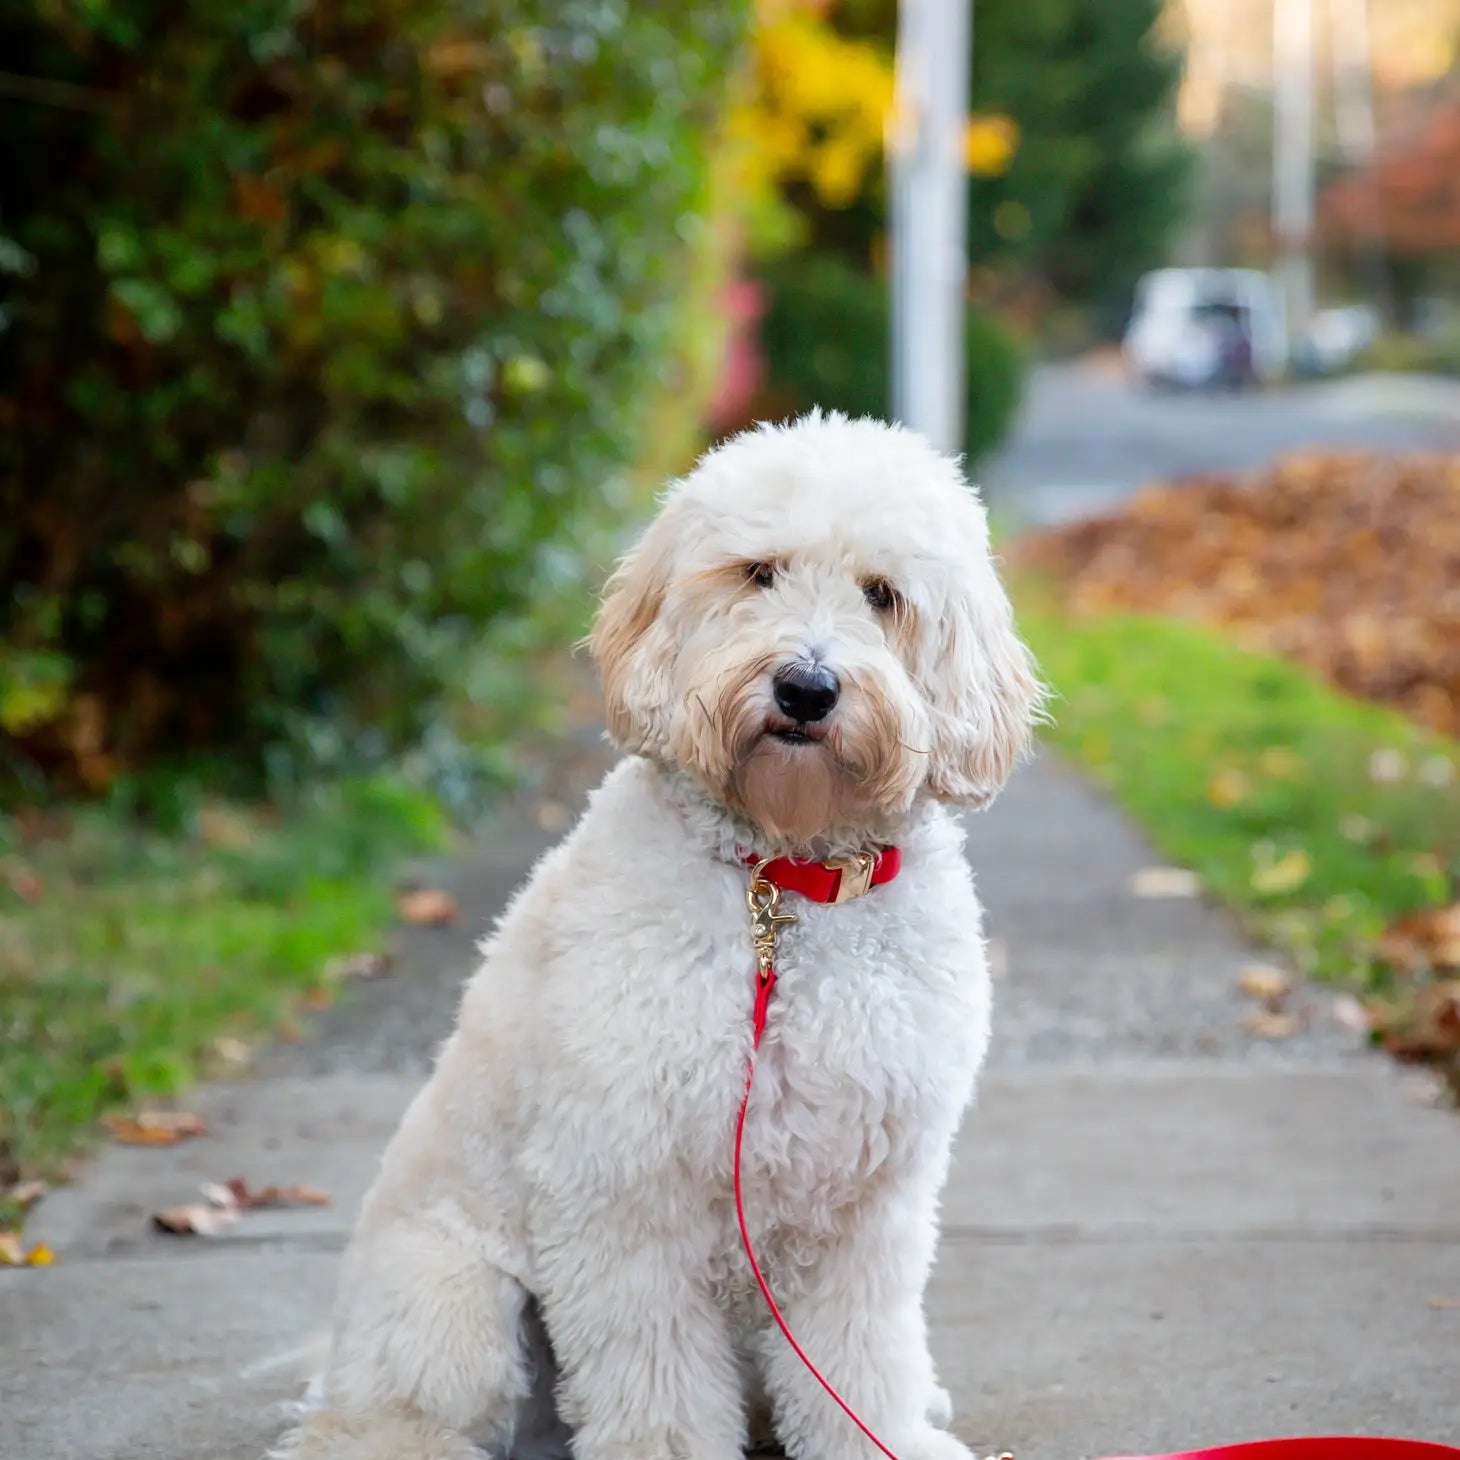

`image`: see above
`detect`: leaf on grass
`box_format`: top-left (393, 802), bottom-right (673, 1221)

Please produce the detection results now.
top-left (1205, 769), bottom-right (1251, 808)
top-left (152, 1202), bottom-right (238, 1236)
top-left (1237, 964), bottom-right (1293, 1008)
top-left (396, 887), bottom-right (459, 927)
top-left (104, 1110), bottom-right (207, 1145)
top-left (1, 859), bottom-right (42, 902)
top-left (1377, 903), bottom-right (1460, 974)
top-left (1130, 866), bottom-right (1200, 899)
top-left (1369, 749), bottom-right (1408, 784)
top-left (1250, 849), bottom-right (1312, 895)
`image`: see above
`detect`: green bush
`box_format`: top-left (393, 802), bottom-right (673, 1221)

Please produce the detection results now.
top-left (0, 0), bottom-right (746, 781)
top-left (754, 253), bottom-right (1024, 463)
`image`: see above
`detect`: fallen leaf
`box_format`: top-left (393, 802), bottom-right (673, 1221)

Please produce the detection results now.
top-left (1428, 1294), bottom-right (1460, 1310)
top-left (212, 1036), bottom-right (252, 1068)
top-left (1375, 981), bottom-right (1460, 1060)
top-left (1369, 749), bottom-right (1407, 783)
top-left (0, 1231), bottom-right (55, 1266)
top-left (5, 1179), bottom-right (48, 1210)
top-left (1418, 755), bottom-right (1455, 788)
top-left (1206, 769), bottom-right (1250, 808)
top-left (327, 950), bottom-right (394, 981)
top-left (1377, 903), bottom-right (1460, 974)
top-left (1237, 964), bottom-right (1293, 1008)
top-left (1243, 1010), bottom-right (1303, 1039)
top-left (302, 987), bottom-right (334, 1012)
top-left (1339, 814), bottom-right (1374, 844)
top-left (396, 887), bottom-right (459, 927)
top-left (104, 1110), bottom-right (207, 1145)
top-left (202, 1177), bottom-right (331, 1211)
top-left (1332, 994), bottom-right (1372, 1034)
top-left (1012, 454), bottom-right (1460, 741)
top-left (1130, 866), bottom-right (1200, 899)
top-left (152, 1202), bottom-right (238, 1236)
top-left (1250, 849), bottom-right (1312, 895)
top-left (534, 799), bottom-right (570, 832)
top-left (1, 859), bottom-right (42, 902)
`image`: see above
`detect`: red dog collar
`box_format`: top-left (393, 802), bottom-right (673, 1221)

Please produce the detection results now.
top-left (744, 847), bottom-right (901, 904)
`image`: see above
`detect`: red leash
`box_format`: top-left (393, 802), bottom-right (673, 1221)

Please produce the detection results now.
top-left (732, 865), bottom-right (1460, 1460)
top-left (734, 961), bottom-right (904, 1460)
top-left (735, 852), bottom-right (1460, 1460)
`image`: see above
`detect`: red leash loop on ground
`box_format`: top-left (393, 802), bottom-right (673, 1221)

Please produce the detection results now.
top-left (735, 967), bottom-right (1460, 1460)
top-left (1107, 1444), bottom-right (1460, 1460)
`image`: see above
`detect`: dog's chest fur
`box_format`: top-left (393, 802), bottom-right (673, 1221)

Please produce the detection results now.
top-left (472, 760), bottom-right (991, 1300)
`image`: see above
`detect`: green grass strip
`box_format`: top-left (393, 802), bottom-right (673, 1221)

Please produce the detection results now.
top-left (1, 775), bottom-right (447, 1188)
top-left (1013, 578), bottom-right (1460, 994)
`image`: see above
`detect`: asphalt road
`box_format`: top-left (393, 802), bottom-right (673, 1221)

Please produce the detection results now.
top-left (981, 362), bottom-right (1460, 526)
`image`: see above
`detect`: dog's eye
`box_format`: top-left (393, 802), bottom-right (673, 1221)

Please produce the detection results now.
top-left (746, 562), bottom-right (775, 589)
top-left (862, 577), bottom-right (896, 612)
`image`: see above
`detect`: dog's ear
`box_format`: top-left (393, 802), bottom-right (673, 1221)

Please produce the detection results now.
top-left (922, 563), bottom-right (1045, 807)
top-left (589, 512), bottom-right (678, 754)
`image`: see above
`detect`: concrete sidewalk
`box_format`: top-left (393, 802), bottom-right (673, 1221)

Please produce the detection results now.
top-left (6, 755), bottom-right (1460, 1459)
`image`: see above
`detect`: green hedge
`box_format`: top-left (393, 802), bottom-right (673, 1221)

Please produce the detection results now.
top-left (0, 0), bottom-right (746, 781)
top-left (754, 253), bottom-right (1023, 463)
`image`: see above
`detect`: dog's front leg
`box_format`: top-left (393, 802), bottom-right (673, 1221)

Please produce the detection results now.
top-left (536, 1196), bottom-right (745, 1460)
top-left (757, 1184), bottom-right (971, 1460)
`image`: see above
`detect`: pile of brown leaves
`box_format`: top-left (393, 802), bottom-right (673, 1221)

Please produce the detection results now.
top-left (1015, 452), bottom-right (1460, 737)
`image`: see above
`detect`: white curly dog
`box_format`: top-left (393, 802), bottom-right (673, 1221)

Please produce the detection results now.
top-left (273, 414), bottom-right (1043, 1460)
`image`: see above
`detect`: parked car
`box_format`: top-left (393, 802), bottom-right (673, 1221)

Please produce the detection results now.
top-left (1295, 304), bottom-right (1380, 376)
top-left (1124, 268), bottom-right (1285, 389)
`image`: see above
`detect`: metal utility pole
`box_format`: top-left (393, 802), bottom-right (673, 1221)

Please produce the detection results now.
top-left (1328, 0), bottom-right (1393, 323)
top-left (1272, 0), bottom-right (1316, 360)
top-left (890, 0), bottom-right (972, 455)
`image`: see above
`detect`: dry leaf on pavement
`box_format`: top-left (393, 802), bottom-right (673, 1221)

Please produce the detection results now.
top-left (1236, 964), bottom-right (1293, 1009)
top-left (104, 1110), bottom-right (207, 1145)
top-left (0, 1231), bottom-right (57, 1266)
top-left (327, 950), bottom-right (394, 981)
top-left (5, 1179), bottom-right (48, 1210)
top-left (1331, 994), bottom-right (1372, 1035)
top-left (200, 1177), bottom-right (331, 1211)
top-left (152, 1203), bottom-right (239, 1237)
top-left (1130, 866), bottom-right (1200, 899)
top-left (396, 888), bottom-right (459, 927)
top-left (1243, 1010), bottom-right (1303, 1040)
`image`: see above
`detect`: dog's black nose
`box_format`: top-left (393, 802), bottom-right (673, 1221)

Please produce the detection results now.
top-left (773, 663), bottom-right (840, 723)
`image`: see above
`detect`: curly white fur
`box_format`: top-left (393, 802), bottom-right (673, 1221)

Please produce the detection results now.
top-left (271, 414), bottom-right (1043, 1460)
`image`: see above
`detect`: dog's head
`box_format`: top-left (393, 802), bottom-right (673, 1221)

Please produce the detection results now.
top-left (590, 414), bottom-right (1045, 846)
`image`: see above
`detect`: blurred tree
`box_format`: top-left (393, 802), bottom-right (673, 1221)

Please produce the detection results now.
top-left (0, 0), bottom-right (746, 785)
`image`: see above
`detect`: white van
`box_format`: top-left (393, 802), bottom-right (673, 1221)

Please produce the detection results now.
top-left (1123, 268), bottom-right (1286, 388)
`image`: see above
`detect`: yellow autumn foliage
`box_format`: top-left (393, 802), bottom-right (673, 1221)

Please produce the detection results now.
top-left (728, 2), bottom-right (1019, 238)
